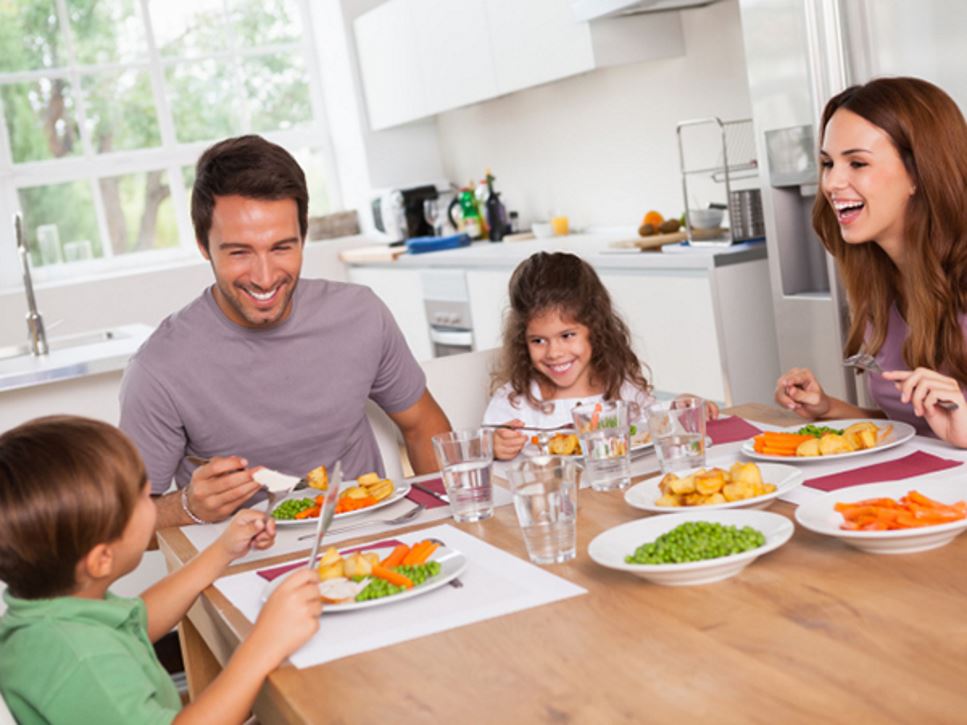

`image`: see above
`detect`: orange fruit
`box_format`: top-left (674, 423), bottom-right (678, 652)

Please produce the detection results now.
top-left (643, 210), bottom-right (664, 228)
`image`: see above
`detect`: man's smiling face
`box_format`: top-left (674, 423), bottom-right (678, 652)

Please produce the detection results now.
top-left (202, 194), bottom-right (303, 328)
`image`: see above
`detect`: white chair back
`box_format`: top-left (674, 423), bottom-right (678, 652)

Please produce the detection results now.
top-left (0, 690), bottom-right (16, 725)
top-left (421, 348), bottom-right (498, 432)
top-left (365, 348), bottom-right (499, 478)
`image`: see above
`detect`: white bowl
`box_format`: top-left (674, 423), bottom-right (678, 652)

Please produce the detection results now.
top-left (531, 222), bottom-right (554, 238)
top-left (688, 208), bottom-right (724, 229)
top-left (624, 462), bottom-right (803, 513)
top-left (794, 478), bottom-right (967, 554)
top-left (587, 509), bottom-right (794, 586)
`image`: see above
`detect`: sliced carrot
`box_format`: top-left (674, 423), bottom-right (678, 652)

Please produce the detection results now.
top-left (295, 506), bottom-right (319, 519)
top-left (372, 564), bottom-right (413, 589)
top-left (380, 544), bottom-right (409, 568)
top-left (836, 489), bottom-right (966, 530)
top-left (402, 540), bottom-right (431, 566)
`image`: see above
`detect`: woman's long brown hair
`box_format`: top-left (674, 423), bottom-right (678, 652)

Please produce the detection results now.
top-left (812, 77), bottom-right (967, 381)
top-left (490, 251), bottom-right (650, 407)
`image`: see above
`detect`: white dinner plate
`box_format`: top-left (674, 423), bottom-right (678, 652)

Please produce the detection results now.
top-left (270, 480), bottom-right (412, 527)
top-left (260, 544), bottom-right (467, 613)
top-left (740, 419), bottom-right (915, 463)
top-left (588, 509), bottom-right (794, 586)
top-left (624, 462), bottom-right (803, 513)
top-left (794, 478), bottom-right (967, 554)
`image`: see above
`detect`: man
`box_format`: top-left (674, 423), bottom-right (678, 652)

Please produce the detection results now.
top-left (120, 135), bottom-right (451, 528)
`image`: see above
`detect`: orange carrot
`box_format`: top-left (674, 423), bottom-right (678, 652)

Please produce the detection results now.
top-left (380, 544), bottom-right (409, 568)
top-left (295, 506), bottom-right (319, 519)
top-left (409, 542), bottom-right (439, 565)
top-left (590, 402), bottom-right (602, 430)
top-left (372, 564), bottom-right (413, 589)
top-left (402, 540), bottom-right (431, 566)
top-left (835, 489), bottom-right (966, 531)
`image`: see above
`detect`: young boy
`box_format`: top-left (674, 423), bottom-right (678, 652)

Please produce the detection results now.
top-left (0, 416), bottom-right (323, 724)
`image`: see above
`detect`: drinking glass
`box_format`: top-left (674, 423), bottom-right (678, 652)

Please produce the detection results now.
top-left (508, 456), bottom-right (580, 564)
top-left (432, 429), bottom-right (495, 522)
top-left (63, 239), bottom-right (93, 262)
top-left (36, 224), bottom-right (62, 265)
top-left (423, 198), bottom-right (442, 236)
top-left (646, 396), bottom-right (707, 473)
top-left (571, 400), bottom-right (631, 491)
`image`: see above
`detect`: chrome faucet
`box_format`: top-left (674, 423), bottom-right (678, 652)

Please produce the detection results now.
top-left (14, 213), bottom-right (48, 356)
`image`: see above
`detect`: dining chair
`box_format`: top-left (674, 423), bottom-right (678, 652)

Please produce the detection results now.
top-left (0, 689), bottom-right (15, 725)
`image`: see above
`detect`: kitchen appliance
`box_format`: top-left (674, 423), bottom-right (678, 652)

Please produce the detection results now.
top-left (737, 0), bottom-right (967, 405)
top-left (421, 270), bottom-right (475, 358)
top-left (371, 185), bottom-right (439, 242)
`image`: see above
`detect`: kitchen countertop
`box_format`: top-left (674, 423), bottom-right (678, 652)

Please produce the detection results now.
top-left (0, 323), bottom-right (153, 393)
top-left (341, 232), bottom-right (767, 271)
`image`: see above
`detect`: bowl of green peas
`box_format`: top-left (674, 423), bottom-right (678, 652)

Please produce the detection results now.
top-left (587, 510), bottom-right (794, 585)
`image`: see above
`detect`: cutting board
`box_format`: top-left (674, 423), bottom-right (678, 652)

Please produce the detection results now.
top-left (609, 231), bottom-right (688, 251)
top-left (339, 245), bottom-right (407, 263)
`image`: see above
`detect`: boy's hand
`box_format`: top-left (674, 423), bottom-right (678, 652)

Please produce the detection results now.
top-left (252, 568), bottom-right (322, 665)
top-left (775, 367), bottom-right (831, 419)
top-left (186, 456), bottom-right (263, 523)
top-left (494, 419), bottom-right (527, 461)
top-left (217, 509), bottom-right (277, 561)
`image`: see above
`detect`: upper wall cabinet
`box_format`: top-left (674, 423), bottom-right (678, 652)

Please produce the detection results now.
top-left (354, 0), bottom-right (685, 130)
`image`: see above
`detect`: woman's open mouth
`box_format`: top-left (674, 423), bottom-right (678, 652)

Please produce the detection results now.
top-left (833, 199), bottom-right (864, 225)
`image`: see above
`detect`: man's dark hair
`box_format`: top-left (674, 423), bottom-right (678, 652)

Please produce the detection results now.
top-left (191, 134), bottom-right (309, 251)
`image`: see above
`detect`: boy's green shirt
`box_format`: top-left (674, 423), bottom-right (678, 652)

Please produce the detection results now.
top-left (0, 590), bottom-right (181, 724)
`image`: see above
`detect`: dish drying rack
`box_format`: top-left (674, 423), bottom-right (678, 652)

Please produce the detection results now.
top-left (676, 117), bottom-right (759, 247)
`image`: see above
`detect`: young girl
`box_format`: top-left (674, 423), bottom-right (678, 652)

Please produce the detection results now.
top-left (0, 416), bottom-right (323, 724)
top-left (484, 251), bottom-right (658, 461)
top-left (775, 77), bottom-right (967, 446)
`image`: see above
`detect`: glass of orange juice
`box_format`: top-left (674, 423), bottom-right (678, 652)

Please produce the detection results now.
top-left (550, 215), bottom-right (569, 236)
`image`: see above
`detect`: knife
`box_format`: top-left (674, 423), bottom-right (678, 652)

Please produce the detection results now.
top-left (307, 460), bottom-right (343, 572)
top-left (410, 480), bottom-right (450, 504)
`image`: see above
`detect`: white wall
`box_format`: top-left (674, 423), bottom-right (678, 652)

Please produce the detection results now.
top-left (434, 0), bottom-right (752, 229)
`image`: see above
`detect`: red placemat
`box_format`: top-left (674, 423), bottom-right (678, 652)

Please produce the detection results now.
top-left (707, 416), bottom-right (763, 445)
top-left (405, 476), bottom-right (449, 509)
top-left (256, 538), bottom-right (405, 581)
top-left (804, 450), bottom-right (963, 492)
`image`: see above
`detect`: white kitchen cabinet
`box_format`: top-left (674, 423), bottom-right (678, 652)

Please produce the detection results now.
top-left (466, 268), bottom-right (512, 350)
top-left (354, 0), bottom-right (685, 130)
top-left (416, 0), bottom-right (498, 115)
top-left (348, 266), bottom-right (434, 361)
top-left (354, 0), bottom-right (428, 129)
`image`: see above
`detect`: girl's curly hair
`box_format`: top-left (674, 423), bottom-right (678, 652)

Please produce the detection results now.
top-left (490, 252), bottom-right (651, 408)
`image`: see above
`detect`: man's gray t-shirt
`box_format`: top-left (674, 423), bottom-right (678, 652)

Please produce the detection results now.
top-left (119, 279), bottom-right (426, 494)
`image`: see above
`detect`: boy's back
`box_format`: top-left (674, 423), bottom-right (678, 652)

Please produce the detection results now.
top-left (0, 591), bottom-right (180, 725)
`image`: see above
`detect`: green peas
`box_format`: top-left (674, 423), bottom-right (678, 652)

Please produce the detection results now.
top-left (797, 424), bottom-right (844, 438)
top-left (624, 521), bottom-right (765, 565)
top-left (271, 497), bottom-right (316, 520)
top-left (354, 562), bottom-right (443, 602)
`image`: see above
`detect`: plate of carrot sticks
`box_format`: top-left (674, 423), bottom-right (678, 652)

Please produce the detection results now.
top-left (261, 538), bottom-right (467, 612)
top-left (741, 419), bottom-right (915, 463)
top-left (795, 478), bottom-right (967, 554)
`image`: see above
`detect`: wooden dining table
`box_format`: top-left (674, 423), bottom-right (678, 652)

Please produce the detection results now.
top-left (156, 403), bottom-right (967, 723)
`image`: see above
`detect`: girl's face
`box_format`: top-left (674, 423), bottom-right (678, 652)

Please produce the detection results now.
top-left (111, 481), bottom-right (156, 577)
top-left (820, 108), bottom-right (916, 263)
top-left (525, 308), bottom-right (595, 398)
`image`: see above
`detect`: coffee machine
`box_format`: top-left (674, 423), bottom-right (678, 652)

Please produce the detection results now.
top-left (371, 185), bottom-right (439, 242)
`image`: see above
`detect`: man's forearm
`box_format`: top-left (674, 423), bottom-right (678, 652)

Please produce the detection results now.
top-left (153, 489), bottom-right (193, 529)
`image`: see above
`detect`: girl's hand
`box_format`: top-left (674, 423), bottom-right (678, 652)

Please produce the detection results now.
top-left (216, 509), bottom-right (277, 561)
top-left (251, 568), bottom-right (322, 666)
top-left (775, 367), bottom-right (831, 419)
top-left (493, 419), bottom-right (528, 461)
top-left (882, 368), bottom-right (967, 447)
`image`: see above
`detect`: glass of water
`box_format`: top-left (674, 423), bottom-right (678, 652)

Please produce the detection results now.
top-left (646, 397), bottom-right (707, 474)
top-left (508, 456), bottom-right (580, 564)
top-left (571, 400), bottom-right (631, 491)
top-left (432, 429), bottom-right (495, 522)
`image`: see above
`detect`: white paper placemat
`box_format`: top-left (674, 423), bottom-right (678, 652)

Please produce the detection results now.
top-left (213, 524), bottom-right (587, 668)
top-left (178, 474), bottom-right (515, 565)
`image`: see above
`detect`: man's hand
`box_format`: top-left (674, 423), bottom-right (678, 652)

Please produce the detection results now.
top-left (186, 456), bottom-right (263, 523)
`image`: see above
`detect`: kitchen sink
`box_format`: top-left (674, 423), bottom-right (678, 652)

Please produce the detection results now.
top-left (0, 328), bottom-right (131, 362)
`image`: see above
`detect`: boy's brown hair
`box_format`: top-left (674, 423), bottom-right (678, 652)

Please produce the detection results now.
top-left (0, 416), bottom-right (145, 599)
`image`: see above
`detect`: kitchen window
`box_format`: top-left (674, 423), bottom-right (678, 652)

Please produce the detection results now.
top-left (0, 0), bottom-right (339, 287)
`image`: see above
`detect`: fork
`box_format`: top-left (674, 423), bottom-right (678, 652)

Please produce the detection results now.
top-left (296, 502), bottom-right (426, 540)
top-left (844, 352), bottom-right (958, 410)
top-left (425, 537), bottom-right (463, 588)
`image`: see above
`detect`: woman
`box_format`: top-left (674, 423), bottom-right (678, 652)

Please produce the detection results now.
top-left (775, 76), bottom-right (967, 446)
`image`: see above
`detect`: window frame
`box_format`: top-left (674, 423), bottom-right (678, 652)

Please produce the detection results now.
top-left (0, 0), bottom-right (340, 290)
